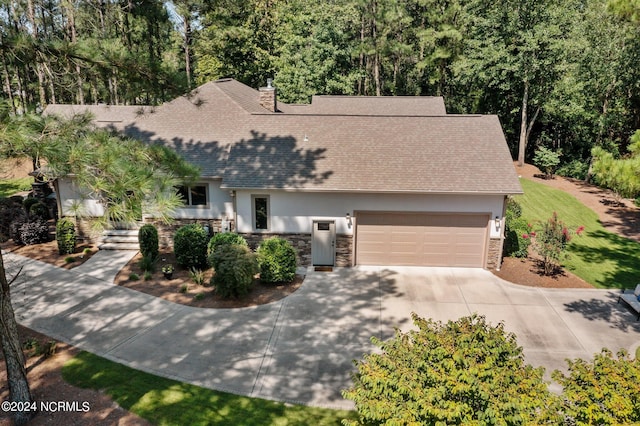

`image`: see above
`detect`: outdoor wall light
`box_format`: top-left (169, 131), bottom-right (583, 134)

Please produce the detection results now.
top-left (346, 212), bottom-right (352, 228)
top-left (495, 216), bottom-right (501, 231)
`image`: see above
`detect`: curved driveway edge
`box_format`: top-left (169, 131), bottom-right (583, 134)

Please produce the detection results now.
top-left (5, 252), bottom-right (640, 410)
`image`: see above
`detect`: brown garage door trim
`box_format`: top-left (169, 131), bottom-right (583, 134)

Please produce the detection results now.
top-left (353, 210), bottom-right (491, 268)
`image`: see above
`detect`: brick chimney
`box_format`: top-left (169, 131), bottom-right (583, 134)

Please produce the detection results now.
top-left (259, 78), bottom-right (277, 112)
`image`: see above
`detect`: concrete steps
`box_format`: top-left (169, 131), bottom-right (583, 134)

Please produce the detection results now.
top-left (99, 229), bottom-right (139, 251)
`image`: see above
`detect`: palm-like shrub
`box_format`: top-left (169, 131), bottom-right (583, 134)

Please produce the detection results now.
top-left (56, 218), bottom-right (76, 254)
top-left (173, 223), bottom-right (208, 269)
top-left (209, 244), bottom-right (258, 298)
top-left (257, 237), bottom-right (297, 283)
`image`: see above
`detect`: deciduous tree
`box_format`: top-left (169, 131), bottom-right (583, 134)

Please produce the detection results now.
top-left (343, 314), bottom-right (560, 425)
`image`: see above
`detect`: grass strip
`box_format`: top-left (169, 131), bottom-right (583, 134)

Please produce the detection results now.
top-left (516, 178), bottom-right (640, 288)
top-left (0, 177), bottom-right (32, 197)
top-left (63, 351), bottom-right (355, 426)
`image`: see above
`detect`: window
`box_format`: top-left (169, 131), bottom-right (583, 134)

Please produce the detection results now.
top-left (178, 185), bottom-right (208, 206)
top-left (252, 195), bottom-right (269, 230)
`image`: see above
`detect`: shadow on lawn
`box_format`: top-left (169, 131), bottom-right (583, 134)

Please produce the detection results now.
top-left (569, 230), bottom-right (640, 289)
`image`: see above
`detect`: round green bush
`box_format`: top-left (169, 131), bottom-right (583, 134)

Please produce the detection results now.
top-left (23, 197), bottom-right (40, 214)
top-left (209, 244), bottom-right (258, 298)
top-left (138, 224), bottom-right (159, 260)
top-left (56, 218), bottom-right (76, 255)
top-left (207, 232), bottom-right (248, 256)
top-left (173, 224), bottom-right (209, 269)
top-left (257, 237), bottom-right (297, 283)
top-left (504, 197), bottom-right (531, 258)
top-left (28, 201), bottom-right (49, 220)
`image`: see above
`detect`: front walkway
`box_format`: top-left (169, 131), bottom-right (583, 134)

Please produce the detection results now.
top-left (5, 252), bottom-right (640, 409)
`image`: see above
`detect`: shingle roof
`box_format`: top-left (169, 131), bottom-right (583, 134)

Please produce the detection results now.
top-left (43, 79), bottom-right (521, 194)
top-left (281, 95), bottom-right (447, 116)
top-left (221, 114), bottom-right (521, 193)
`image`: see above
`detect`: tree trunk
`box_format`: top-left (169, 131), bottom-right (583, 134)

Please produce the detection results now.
top-left (517, 80), bottom-right (529, 166)
top-left (0, 251), bottom-right (34, 426)
top-left (183, 13), bottom-right (192, 89)
top-left (26, 0), bottom-right (47, 107)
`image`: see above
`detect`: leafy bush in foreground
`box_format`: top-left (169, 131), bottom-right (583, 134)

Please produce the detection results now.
top-left (553, 349), bottom-right (640, 425)
top-left (257, 237), bottom-right (297, 283)
top-left (343, 314), bottom-right (560, 425)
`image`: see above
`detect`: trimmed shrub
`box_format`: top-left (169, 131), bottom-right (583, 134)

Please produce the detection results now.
top-left (22, 197), bottom-right (40, 215)
top-left (504, 197), bottom-right (531, 258)
top-left (138, 224), bottom-right (159, 260)
top-left (20, 220), bottom-right (50, 245)
top-left (209, 244), bottom-right (258, 298)
top-left (257, 237), bottom-right (297, 283)
top-left (173, 224), bottom-right (209, 269)
top-left (28, 201), bottom-right (49, 220)
top-left (207, 232), bottom-right (247, 256)
top-left (56, 218), bottom-right (76, 255)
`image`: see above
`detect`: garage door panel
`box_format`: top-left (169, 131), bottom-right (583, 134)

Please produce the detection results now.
top-left (356, 212), bottom-right (488, 267)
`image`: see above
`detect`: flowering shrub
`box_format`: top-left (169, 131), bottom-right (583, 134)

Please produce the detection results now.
top-left (532, 212), bottom-right (583, 275)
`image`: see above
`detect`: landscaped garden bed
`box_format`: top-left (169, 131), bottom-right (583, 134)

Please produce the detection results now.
top-left (114, 249), bottom-right (304, 309)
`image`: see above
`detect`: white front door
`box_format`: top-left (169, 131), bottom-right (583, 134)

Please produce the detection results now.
top-left (312, 221), bottom-right (336, 266)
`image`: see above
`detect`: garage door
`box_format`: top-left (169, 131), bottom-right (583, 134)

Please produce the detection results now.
top-left (355, 212), bottom-right (489, 267)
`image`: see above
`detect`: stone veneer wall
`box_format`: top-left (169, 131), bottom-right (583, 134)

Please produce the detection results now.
top-left (143, 218), bottom-right (234, 248)
top-left (70, 217), bottom-right (103, 245)
top-left (487, 238), bottom-right (502, 271)
top-left (242, 233), bottom-right (353, 267)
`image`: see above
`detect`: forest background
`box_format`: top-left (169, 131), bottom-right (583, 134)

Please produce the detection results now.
top-left (1, 0), bottom-right (639, 168)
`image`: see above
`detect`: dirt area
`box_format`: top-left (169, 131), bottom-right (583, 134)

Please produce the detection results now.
top-left (0, 158), bottom-right (33, 180)
top-left (0, 240), bottom-right (98, 270)
top-left (115, 250), bottom-right (303, 309)
top-left (494, 163), bottom-right (640, 288)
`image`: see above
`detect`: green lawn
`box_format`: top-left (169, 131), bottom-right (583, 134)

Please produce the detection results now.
top-left (63, 351), bottom-right (355, 426)
top-left (516, 178), bottom-right (640, 289)
top-left (0, 177), bottom-right (31, 197)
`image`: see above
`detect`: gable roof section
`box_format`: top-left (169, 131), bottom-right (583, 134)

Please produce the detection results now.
top-left (43, 78), bottom-right (521, 194)
top-left (221, 114), bottom-right (521, 194)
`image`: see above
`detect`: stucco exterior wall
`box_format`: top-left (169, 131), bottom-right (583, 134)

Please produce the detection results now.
top-left (57, 177), bottom-right (232, 220)
top-left (172, 179), bottom-right (234, 220)
top-left (57, 177), bottom-right (105, 217)
top-left (233, 190), bottom-right (506, 238)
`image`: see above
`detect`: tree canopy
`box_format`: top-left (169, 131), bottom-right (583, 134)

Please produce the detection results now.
top-left (1, 0), bottom-right (639, 166)
top-left (343, 314), bottom-right (560, 425)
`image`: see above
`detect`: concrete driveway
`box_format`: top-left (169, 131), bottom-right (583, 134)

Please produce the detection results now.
top-left (5, 252), bottom-right (640, 410)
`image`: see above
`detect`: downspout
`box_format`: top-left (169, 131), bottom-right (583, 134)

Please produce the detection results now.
top-left (231, 190), bottom-right (237, 232)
